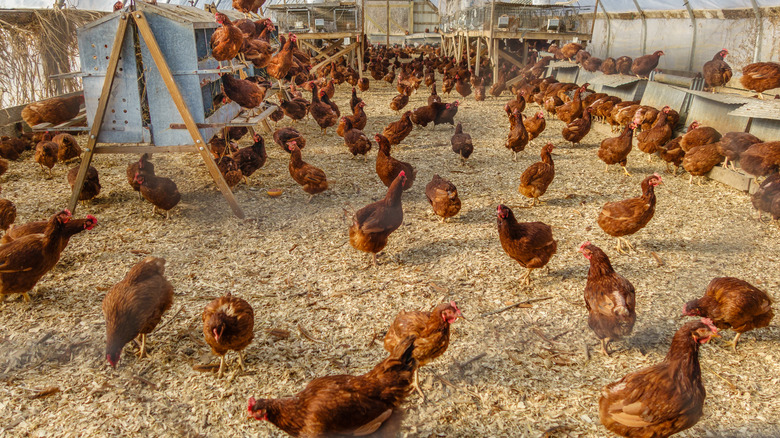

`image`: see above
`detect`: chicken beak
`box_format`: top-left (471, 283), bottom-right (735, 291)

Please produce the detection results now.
top-left (710, 332), bottom-right (721, 338)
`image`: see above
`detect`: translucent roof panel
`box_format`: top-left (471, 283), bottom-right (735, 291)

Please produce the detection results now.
top-left (575, 0), bottom-right (775, 11)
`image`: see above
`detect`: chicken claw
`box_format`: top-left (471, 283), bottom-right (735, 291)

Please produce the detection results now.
top-left (723, 333), bottom-right (741, 352)
top-left (136, 334), bottom-right (148, 359)
top-left (519, 268), bottom-right (533, 285)
top-left (621, 165), bottom-right (632, 177)
top-left (217, 355), bottom-right (226, 378)
top-left (411, 369), bottom-right (426, 401)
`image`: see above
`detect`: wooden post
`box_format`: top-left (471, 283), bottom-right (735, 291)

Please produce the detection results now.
top-left (475, 36), bottom-right (481, 76)
top-left (68, 12), bottom-right (130, 213)
top-left (386, 0), bottom-right (390, 46)
top-left (492, 38), bottom-right (499, 82)
top-left (133, 11), bottom-right (244, 218)
top-left (465, 35), bottom-right (471, 71)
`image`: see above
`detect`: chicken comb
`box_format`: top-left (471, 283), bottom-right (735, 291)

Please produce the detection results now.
top-left (578, 241), bottom-right (591, 251)
top-left (449, 300), bottom-right (461, 314)
top-left (700, 318), bottom-right (718, 334)
top-left (63, 209), bottom-right (72, 216)
top-left (247, 397), bottom-right (256, 412)
top-left (398, 170), bottom-right (406, 178)
top-left (86, 214), bottom-right (98, 223)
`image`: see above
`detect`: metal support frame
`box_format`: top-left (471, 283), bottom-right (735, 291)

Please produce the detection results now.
top-left (684, 0), bottom-right (697, 71)
top-left (631, 0), bottom-right (646, 56)
top-left (69, 10), bottom-right (245, 218)
top-left (749, 0), bottom-right (763, 63)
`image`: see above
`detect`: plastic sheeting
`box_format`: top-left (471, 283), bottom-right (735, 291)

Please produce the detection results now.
top-left (576, 0), bottom-right (764, 12)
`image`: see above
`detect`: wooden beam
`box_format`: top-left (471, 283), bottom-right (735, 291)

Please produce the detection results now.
top-left (68, 13), bottom-right (129, 214)
top-left (475, 36), bottom-right (481, 76)
top-left (93, 145), bottom-right (195, 154)
top-left (133, 11), bottom-right (244, 218)
top-left (497, 47), bottom-right (525, 70)
top-left (311, 41), bottom-right (359, 73)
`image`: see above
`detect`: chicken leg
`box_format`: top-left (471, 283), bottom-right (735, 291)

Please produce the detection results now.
top-left (519, 268), bottom-right (533, 285)
top-left (136, 334), bottom-right (148, 358)
top-left (237, 351), bottom-right (246, 371)
top-left (600, 338), bottom-right (611, 356)
top-left (621, 165), bottom-right (632, 176)
top-left (371, 253), bottom-right (378, 267)
top-left (410, 368), bottom-right (426, 400)
top-left (723, 333), bottom-right (741, 352)
top-left (22, 292), bottom-right (31, 302)
top-left (217, 354), bottom-right (227, 378)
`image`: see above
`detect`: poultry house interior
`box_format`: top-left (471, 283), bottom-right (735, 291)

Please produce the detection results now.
top-left (0, 1), bottom-right (779, 437)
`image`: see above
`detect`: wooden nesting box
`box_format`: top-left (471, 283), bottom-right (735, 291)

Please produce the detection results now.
top-left (77, 3), bottom-right (249, 146)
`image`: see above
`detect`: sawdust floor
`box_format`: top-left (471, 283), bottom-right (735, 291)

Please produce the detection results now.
top-left (1, 79), bottom-right (779, 437)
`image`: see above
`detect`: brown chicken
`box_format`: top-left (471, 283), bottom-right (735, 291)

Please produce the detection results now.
top-left (505, 110), bottom-right (529, 161)
top-left (683, 277), bottom-right (773, 351)
top-left (308, 88), bottom-right (338, 135)
top-left (631, 50), bottom-right (664, 78)
top-left (277, 92), bottom-right (308, 123)
top-left (716, 132), bottom-right (761, 170)
top-left (381, 111), bottom-right (414, 146)
top-left (210, 13), bottom-right (243, 64)
top-left (433, 100), bottom-right (459, 126)
top-left (52, 133), bottom-right (82, 163)
top-left (556, 84), bottom-right (588, 124)
top-left (740, 62), bottom-right (780, 98)
top-left (450, 122), bottom-right (473, 162)
top-left (67, 164), bottom-right (101, 201)
top-left (599, 319), bottom-right (718, 438)
top-left (21, 94), bottom-right (84, 127)
top-left (240, 37), bottom-right (274, 69)
top-left (135, 170), bottom-right (181, 219)
top-left (0, 196), bottom-right (16, 232)
top-left (410, 103), bottom-right (438, 128)
top-left (203, 292), bottom-right (254, 378)
top-left (232, 0), bottom-right (265, 16)
top-left (266, 33), bottom-right (297, 80)
top-left (0, 210), bottom-right (73, 302)
top-left (357, 77), bottom-right (370, 92)
top-left (524, 112), bottom-right (547, 143)
top-left (425, 175), bottom-right (461, 221)
top-left (0, 136), bottom-right (26, 160)
top-left (342, 117), bottom-right (372, 159)
top-left (384, 301), bottom-right (462, 398)
top-left (518, 143), bottom-right (555, 206)
top-left (680, 122), bottom-right (721, 152)
top-left (248, 335), bottom-right (416, 437)
top-left (579, 242), bottom-right (636, 356)
top-left (496, 204), bottom-right (557, 285)
top-left (273, 127), bottom-right (306, 153)
top-left (232, 133), bottom-right (267, 181)
top-left (2, 214), bottom-right (96, 247)
top-left (287, 141), bottom-right (328, 199)
top-left (127, 153), bottom-right (155, 195)
top-left (683, 144), bottom-right (723, 185)
top-left (562, 107), bottom-right (592, 146)
top-left (703, 49), bottom-right (732, 90)
top-left (454, 74), bottom-right (471, 98)
top-left (752, 173), bottom-right (780, 222)
top-left (657, 137), bottom-right (686, 175)
top-left (102, 257), bottom-right (174, 367)
top-left (615, 56), bottom-right (633, 75)
top-left (338, 101), bottom-right (367, 137)
top-left (222, 73), bottom-right (265, 110)
top-left (739, 141), bottom-right (780, 177)
top-left (600, 57), bottom-right (617, 75)
top-left (389, 92), bottom-right (409, 113)
top-left (597, 174), bottom-right (662, 253)
top-left (34, 133), bottom-right (58, 176)
top-left (598, 122), bottom-right (637, 176)
top-left (216, 155), bottom-right (242, 188)
top-left (350, 171), bottom-right (406, 266)
top-left (636, 106), bottom-right (672, 160)
top-left (320, 91), bottom-right (340, 117)
top-left (560, 42), bottom-right (584, 60)
top-left (507, 91), bottom-right (526, 114)
top-left (375, 134), bottom-right (416, 191)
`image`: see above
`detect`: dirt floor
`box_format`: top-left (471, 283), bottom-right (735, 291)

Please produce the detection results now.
top-left (1, 77), bottom-right (779, 438)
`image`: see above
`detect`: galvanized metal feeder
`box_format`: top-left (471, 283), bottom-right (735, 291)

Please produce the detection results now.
top-left (70, 2), bottom-right (277, 218)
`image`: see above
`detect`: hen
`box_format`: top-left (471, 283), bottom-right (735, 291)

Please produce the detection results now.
top-left (21, 94), bottom-right (84, 127)
top-left (636, 106), bottom-right (672, 159)
top-left (350, 171), bottom-right (406, 266)
top-left (102, 257), bottom-right (174, 366)
top-left (375, 134), bottom-right (416, 191)
top-left (680, 122), bottom-right (721, 152)
top-left (342, 117), bottom-right (372, 159)
top-left (598, 121), bottom-right (637, 176)
top-left (454, 74), bottom-right (471, 98)
top-left (287, 141), bottom-right (328, 199)
top-left (562, 107), bottom-right (592, 146)
top-left (450, 122), bottom-right (473, 162)
top-left (631, 50), bottom-right (664, 78)
top-left (210, 13), bottom-right (243, 64)
top-left (505, 110), bottom-right (529, 161)
top-left (524, 112), bottom-right (547, 143)
top-left (34, 133), bottom-right (58, 176)
top-left (222, 73), bottom-right (266, 110)
top-left (135, 170), bottom-right (181, 219)
top-left (266, 33), bottom-right (297, 80)
top-left (338, 101), bottom-right (367, 137)
top-left (518, 143), bottom-right (555, 206)
top-left (384, 301), bottom-right (462, 398)
top-left (273, 127), bottom-right (306, 153)
top-left (715, 132), bottom-right (761, 170)
top-left (597, 174), bottom-right (662, 253)
top-left (433, 100), bottom-right (459, 127)
top-left (52, 133), bottom-right (82, 163)
top-left (231, 133), bottom-right (267, 181)
top-left (248, 335), bottom-right (416, 437)
top-left (67, 164), bottom-right (101, 202)
top-left (599, 319), bottom-right (718, 438)
top-left (0, 136), bottom-right (26, 160)
top-left (127, 153), bottom-right (155, 195)
top-left (232, 0), bottom-right (266, 17)
top-left (0, 210), bottom-right (73, 302)
top-left (600, 57), bottom-right (617, 75)
top-left (739, 141), bottom-right (780, 177)
top-left (683, 277), bottom-right (774, 351)
top-left (752, 173), bottom-right (780, 222)
top-left (615, 56), bottom-right (633, 75)
top-left (425, 175), bottom-right (461, 221)
top-left (381, 111), bottom-right (414, 146)
top-left (277, 91), bottom-right (308, 123)
top-left (2, 214), bottom-right (96, 247)
top-left (683, 144), bottom-right (723, 185)
top-left (203, 291), bottom-right (254, 378)
top-left (556, 83), bottom-right (587, 124)
top-left (579, 242), bottom-right (636, 356)
top-left (216, 155), bottom-right (242, 189)
top-left (496, 204), bottom-right (557, 285)
top-left (703, 49), bottom-right (732, 90)
top-left (740, 62), bottom-right (780, 98)
top-left (309, 87), bottom-right (338, 135)
top-left (0, 195), bottom-right (15, 232)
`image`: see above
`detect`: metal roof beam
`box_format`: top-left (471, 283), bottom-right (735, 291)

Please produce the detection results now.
top-left (631, 0), bottom-right (646, 56)
top-left (684, 0), bottom-right (696, 71)
top-left (749, 0), bottom-right (763, 63)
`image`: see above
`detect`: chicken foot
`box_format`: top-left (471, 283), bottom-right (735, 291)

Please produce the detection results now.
top-left (217, 355), bottom-right (227, 379)
top-left (519, 268), bottom-right (534, 285)
top-left (600, 338), bottom-right (611, 356)
top-left (136, 334), bottom-right (148, 359)
top-left (411, 368), bottom-right (426, 401)
top-left (621, 165), bottom-right (632, 177)
top-left (722, 333), bottom-right (741, 352)
top-left (614, 237), bottom-right (634, 254)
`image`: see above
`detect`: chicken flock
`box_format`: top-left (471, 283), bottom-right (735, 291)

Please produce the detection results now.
top-left (1, 14), bottom-right (779, 437)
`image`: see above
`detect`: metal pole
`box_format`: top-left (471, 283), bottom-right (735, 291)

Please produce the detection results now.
top-left (684, 1), bottom-right (696, 71)
top-left (386, 0), bottom-right (390, 46)
top-left (590, 0), bottom-right (600, 36)
top-left (631, 0), bottom-right (646, 55)
top-left (749, 0), bottom-right (763, 62)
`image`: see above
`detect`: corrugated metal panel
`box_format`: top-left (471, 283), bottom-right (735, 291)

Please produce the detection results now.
top-left (674, 87), bottom-right (753, 105)
top-left (746, 118), bottom-right (780, 142)
top-left (728, 99), bottom-right (780, 121)
top-left (548, 60), bottom-right (578, 68)
top-left (684, 95), bottom-right (749, 133)
top-left (588, 74), bottom-right (640, 88)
